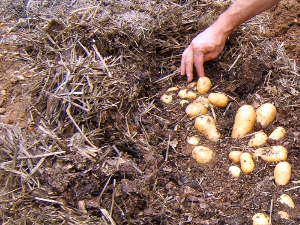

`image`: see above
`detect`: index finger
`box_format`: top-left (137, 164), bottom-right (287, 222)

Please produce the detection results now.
top-left (194, 52), bottom-right (205, 77)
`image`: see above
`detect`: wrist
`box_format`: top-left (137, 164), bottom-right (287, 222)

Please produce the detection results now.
top-left (211, 13), bottom-right (236, 38)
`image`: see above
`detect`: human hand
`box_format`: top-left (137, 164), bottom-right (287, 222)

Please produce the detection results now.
top-left (180, 25), bottom-right (228, 82)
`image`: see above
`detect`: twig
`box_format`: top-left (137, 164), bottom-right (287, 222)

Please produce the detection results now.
top-left (66, 104), bottom-right (97, 149)
top-left (269, 198), bottom-right (273, 225)
top-left (154, 69), bottom-right (179, 83)
top-left (165, 134), bottom-right (171, 162)
top-left (92, 44), bottom-right (112, 77)
top-left (284, 186), bottom-right (300, 192)
top-left (99, 175), bottom-right (112, 200)
top-left (110, 179), bottom-right (116, 216)
top-left (228, 54), bottom-right (241, 71)
top-left (210, 105), bottom-right (216, 121)
top-left (34, 197), bottom-right (63, 205)
top-left (223, 102), bottom-right (232, 117)
top-left (100, 208), bottom-right (117, 225)
top-left (17, 151), bottom-right (66, 159)
top-left (30, 157), bottom-right (46, 176)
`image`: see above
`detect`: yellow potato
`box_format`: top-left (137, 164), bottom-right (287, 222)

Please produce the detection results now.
top-left (160, 94), bottom-right (173, 104)
top-left (269, 127), bottom-right (286, 140)
top-left (277, 211), bottom-right (289, 220)
top-left (274, 161), bottom-right (292, 186)
top-left (166, 87), bottom-right (179, 92)
top-left (229, 165), bottom-right (241, 178)
top-left (197, 77), bottom-right (212, 94)
top-left (192, 146), bottom-right (215, 164)
top-left (256, 103), bottom-right (277, 128)
top-left (254, 146), bottom-right (288, 162)
top-left (278, 194), bottom-right (295, 208)
top-left (187, 136), bottom-right (200, 146)
top-left (194, 96), bottom-right (210, 107)
top-left (232, 105), bottom-right (256, 138)
top-left (252, 213), bottom-right (270, 225)
top-left (248, 131), bottom-right (268, 147)
top-left (228, 151), bottom-right (243, 164)
top-left (240, 153), bottom-right (255, 174)
top-left (185, 102), bottom-right (208, 117)
top-left (194, 115), bottom-right (220, 142)
top-left (187, 81), bottom-right (197, 89)
top-left (178, 89), bottom-right (197, 99)
top-left (179, 100), bottom-right (189, 107)
top-left (208, 93), bottom-right (229, 107)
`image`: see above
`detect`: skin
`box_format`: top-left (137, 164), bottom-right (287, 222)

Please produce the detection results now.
top-left (181, 0), bottom-right (280, 82)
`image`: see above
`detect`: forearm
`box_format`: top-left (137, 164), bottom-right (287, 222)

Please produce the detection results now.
top-left (212, 0), bottom-right (280, 36)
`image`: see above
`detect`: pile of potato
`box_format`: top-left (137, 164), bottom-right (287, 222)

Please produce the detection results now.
top-left (161, 77), bottom-right (296, 224)
top-left (160, 77), bottom-right (292, 186)
top-left (252, 193), bottom-right (297, 224)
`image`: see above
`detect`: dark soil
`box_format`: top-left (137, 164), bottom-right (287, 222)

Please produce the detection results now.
top-left (0, 1), bottom-right (299, 225)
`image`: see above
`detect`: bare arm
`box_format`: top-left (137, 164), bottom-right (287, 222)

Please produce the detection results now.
top-left (181, 0), bottom-right (280, 82)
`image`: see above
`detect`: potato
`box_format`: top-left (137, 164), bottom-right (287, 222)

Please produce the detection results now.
top-left (228, 151), bottom-right (243, 164)
top-left (254, 146), bottom-right (288, 162)
top-left (166, 86), bottom-right (179, 92)
top-left (197, 77), bottom-right (212, 94)
top-left (240, 153), bottom-right (255, 174)
top-left (278, 194), bottom-right (295, 208)
top-left (194, 96), bottom-right (210, 107)
top-left (248, 131), bottom-right (268, 147)
top-left (252, 213), bottom-right (270, 225)
top-left (187, 136), bottom-right (200, 146)
top-left (208, 93), bottom-right (229, 108)
top-left (256, 103), bottom-right (277, 128)
top-left (178, 89), bottom-right (197, 99)
top-left (187, 81), bottom-right (197, 89)
top-left (192, 146), bottom-right (215, 164)
top-left (269, 127), bottom-right (286, 140)
top-left (278, 211), bottom-right (289, 220)
top-left (160, 94), bottom-right (173, 104)
top-left (232, 105), bottom-right (256, 138)
top-left (185, 102), bottom-right (208, 117)
top-left (179, 100), bottom-right (189, 107)
top-left (229, 165), bottom-right (241, 178)
top-left (274, 161), bottom-right (292, 185)
top-left (195, 115), bottom-right (220, 142)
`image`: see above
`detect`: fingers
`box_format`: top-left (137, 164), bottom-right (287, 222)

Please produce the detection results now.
top-left (181, 48), bottom-right (194, 82)
top-left (194, 52), bottom-right (205, 77)
top-left (180, 53), bottom-right (186, 76)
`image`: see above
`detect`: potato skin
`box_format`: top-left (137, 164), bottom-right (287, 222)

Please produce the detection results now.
top-left (160, 94), bottom-right (173, 104)
top-left (252, 213), bottom-right (270, 225)
top-left (248, 131), bottom-right (268, 147)
top-left (187, 136), bottom-right (200, 145)
top-left (274, 162), bottom-right (292, 185)
top-left (240, 153), bottom-right (255, 174)
top-left (256, 103), bottom-right (277, 128)
top-left (255, 146), bottom-right (288, 162)
top-left (279, 194), bottom-right (295, 208)
top-left (232, 105), bottom-right (256, 138)
top-left (197, 77), bottom-right (212, 94)
top-left (192, 146), bottom-right (215, 164)
top-left (208, 93), bottom-right (229, 107)
top-left (185, 102), bottom-right (208, 117)
top-left (278, 211), bottom-right (289, 219)
top-left (228, 151), bottom-right (243, 164)
top-left (269, 126), bottom-right (286, 140)
top-left (195, 115), bottom-right (220, 142)
top-left (229, 165), bottom-right (241, 178)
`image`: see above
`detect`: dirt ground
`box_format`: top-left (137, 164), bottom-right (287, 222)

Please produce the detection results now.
top-left (0, 0), bottom-right (299, 224)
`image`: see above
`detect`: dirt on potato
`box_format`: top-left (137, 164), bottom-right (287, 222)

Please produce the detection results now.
top-left (0, 0), bottom-right (299, 225)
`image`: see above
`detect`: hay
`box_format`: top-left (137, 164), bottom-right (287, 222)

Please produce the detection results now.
top-left (1, 0), bottom-right (299, 224)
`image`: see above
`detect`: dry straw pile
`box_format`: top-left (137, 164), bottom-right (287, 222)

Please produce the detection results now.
top-left (0, 0), bottom-right (298, 224)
